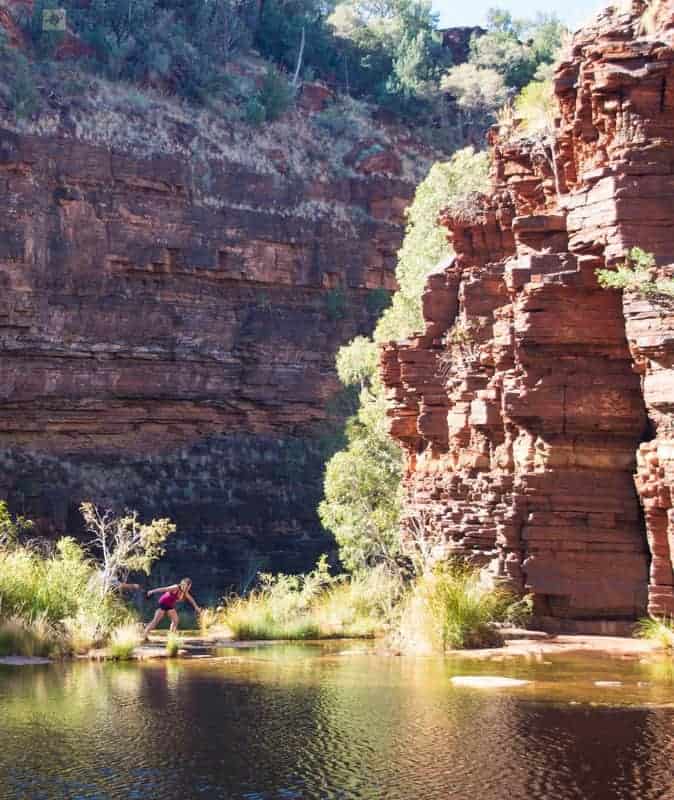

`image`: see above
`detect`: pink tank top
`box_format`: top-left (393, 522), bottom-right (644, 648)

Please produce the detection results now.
top-left (159, 589), bottom-right (181, 608)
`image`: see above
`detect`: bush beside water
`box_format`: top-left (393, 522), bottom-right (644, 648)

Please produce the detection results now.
top-left (220, 559), bottom-right (403, 641)
top-left (0, 502), bottom-right (172, 658)
top-left (218, 557), bottom-right (519, 650)
top-left (396, 564), bottom-right (515, 652)
top-left (108, 623), bottom-right (142, 660)
top-left (636, 616), bottom-right (674, 650)
top-left (165, 633), bottom-right (181, 658)
top-left (0, 536), bottom-right (131, 657)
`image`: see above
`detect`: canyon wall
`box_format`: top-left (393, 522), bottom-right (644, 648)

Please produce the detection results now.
top-left (382, 1), bottom-right (674, 631)
top-left (0, 76), bottom-right (437, 590)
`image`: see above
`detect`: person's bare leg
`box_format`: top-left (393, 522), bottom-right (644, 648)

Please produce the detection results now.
top-left (168, 609), bottom-right (179, 633)
top-left (143, 609), bottom-right (165, 640)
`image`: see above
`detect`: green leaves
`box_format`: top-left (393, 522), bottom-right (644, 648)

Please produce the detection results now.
top-left (80, 502), bottom-right (176, 592)
top-left (596, 248), bottom-right (674, 297)
top-left (320, 149), bottom-right (490, 573)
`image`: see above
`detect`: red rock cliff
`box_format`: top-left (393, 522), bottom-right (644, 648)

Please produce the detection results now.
top-left (382, 1), bottom-right (674, 631)
top-left (0, 60), bottom-right (440, 588)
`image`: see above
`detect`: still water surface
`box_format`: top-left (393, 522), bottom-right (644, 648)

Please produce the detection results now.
top-left (2, 642), bottom-right (674, 800)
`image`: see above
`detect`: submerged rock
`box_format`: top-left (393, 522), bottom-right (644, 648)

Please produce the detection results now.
top-left (450, 676), bottom-right (530, 688)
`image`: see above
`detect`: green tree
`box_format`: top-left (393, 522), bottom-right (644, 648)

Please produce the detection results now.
top-left (319, 394), bottom-right (403, 572)
top-left (376, 147), bottom-right (490, 340)
top-left (469, 28), bottom-right (536, 89)
top-left (320, 149), bottom-right (490, 572)
top-left (468, 8), bottom-right (565, 91)
top-left (441, 63), bottom-right (508, 140)
top-left (80, 503), bottom-right (175, 596)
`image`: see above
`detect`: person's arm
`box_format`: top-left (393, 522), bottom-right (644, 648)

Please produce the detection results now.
top-left (185, 591), bottom-right (201, 613)
top-left (147, 584), bottom-right (176, 598)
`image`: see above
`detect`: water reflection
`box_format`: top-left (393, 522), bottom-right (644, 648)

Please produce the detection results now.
top-left (1, 646), bottom-right (674, 799)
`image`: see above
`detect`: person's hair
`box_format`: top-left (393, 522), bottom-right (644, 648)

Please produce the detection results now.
top-left (179, 578), bottom-right (192, 590)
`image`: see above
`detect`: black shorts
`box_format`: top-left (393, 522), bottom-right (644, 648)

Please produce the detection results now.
top-left (159, 602), bottom-right (175, 612)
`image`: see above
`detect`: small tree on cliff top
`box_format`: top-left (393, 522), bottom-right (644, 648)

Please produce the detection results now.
top-left (80, 502), bottom-right (175, 596)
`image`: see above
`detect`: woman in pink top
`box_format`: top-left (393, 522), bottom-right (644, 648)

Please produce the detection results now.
top-left (143, 577), bottom-right (201, 639)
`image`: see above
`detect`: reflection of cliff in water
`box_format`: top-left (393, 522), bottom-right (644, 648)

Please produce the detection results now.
top-left (2, 648), bottom-right (674, 799)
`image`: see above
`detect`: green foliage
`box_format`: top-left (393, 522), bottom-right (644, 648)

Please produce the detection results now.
top-left (469, 28), bottom-right (536, 90)
top-left (441, 63), bottom-right (508, 136)
top-left (255, 0), bottom-right (342, 83)
top-left (108, 622), bottom-right (141, 659)
top-left (336, 336), bottom-right (379, 387)
top-left (326, 287), bottom-right (348, 320)
top-left (0, 501), bottom-right (33, 549)
top-left (376, 148), bottom-right (490, 341)
top-left (596, 248), bottom-right (674, 297)
top-left (0, 615), bottom-right (59, 658)
top-left (165, 632), bottom-right (181, 657)
top-left (220, 558), bottom-right (401, 639)
top-left (314, 104), bottom-right (353, 136)
top-left (0, 503), bottom-right (163, 656)
top-left (80, 502), bottom-right (175, 596)
top-left (328, 0), bottom-right (447, 119)
top-left (0, 535), bottom-right (131, 655)
top-left (319, 402), bottom-right (403, 572)
top-left (366, 287), bottom-right (392, 317)
top-left (255, 66), bottom-right (294, 122)
top-left (397, 562), bottom-right (513, 651)
top-left (0, 32), bottom-right (40, 119)
top-left (244, 96), bottom-right (266, 125)
top-left (513, 77), bottom-right (554, 134)
top-left (635, 616), bottom-right (674, 649)
top-left (221, 556), bottom-right (334, 640)
top-left (320, 149), bottom-right (490, 574)
top-left (28, 0), bottom-right (255, 102)
top-left (468, 9), bottom-right (565, 91)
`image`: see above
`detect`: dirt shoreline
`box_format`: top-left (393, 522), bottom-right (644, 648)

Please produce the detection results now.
top-left (447, 634), bottom-right (664, 660)
top-left (0, 633), bottom-right (666, 666)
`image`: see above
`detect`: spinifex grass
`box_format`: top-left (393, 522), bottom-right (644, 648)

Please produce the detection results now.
top-left (397, 563), bottom-right (513, 652)
top-left (636, 616), bottom-right (674, 650)
top-left (0, 537), bottom-right (133, 656)
top-left (220, 562), bottom-right (401, 641)
top-left (108, 622), bottom-right (142, 660)
top-left (0, 614), bottom-right (59, 658)
top-left (166, 633), bottom-right (181, 657)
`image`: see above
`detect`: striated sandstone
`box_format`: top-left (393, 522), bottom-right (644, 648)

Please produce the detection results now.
top-left (382, 1), bottom-right (674, 630)
top-left (0, 102), bottom-right (430, 589)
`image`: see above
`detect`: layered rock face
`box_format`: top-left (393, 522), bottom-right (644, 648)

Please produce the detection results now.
top-left (0, 115), bottom-right (427, 590)
top-left (382, 1), bottom-right (674, 630)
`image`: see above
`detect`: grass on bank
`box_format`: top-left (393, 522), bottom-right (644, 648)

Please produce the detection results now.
top-left (108, 623), bottom-right (142, 660)
top-left (0, 535), bottom-right (132, 657)
top-left (218, 557), bottom-right (524, 650)
top-left (0, 614), bottom-right (60, 658)
top-left (219, 560), bottom-right (403, 641)
top-left (396, 563), bottom-right (520, 652)
top-left (166, 633), bottom-right (181, 658)
top-left (636, 616), bottom-right (674, 650)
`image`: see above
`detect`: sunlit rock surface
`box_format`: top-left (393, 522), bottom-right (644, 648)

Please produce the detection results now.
top-left (0, 94), bottom-right (436, 587)
top-left (381, 0), bottom-right (674, 631)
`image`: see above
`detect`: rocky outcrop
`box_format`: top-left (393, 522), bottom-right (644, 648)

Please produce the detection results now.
top-left (382, 1), bottom-right (674, 631)
top-left (0, 85), bottom-right (436, 590)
